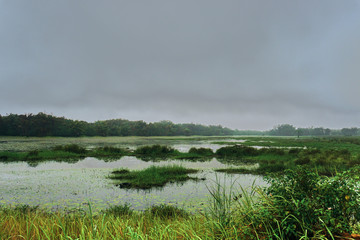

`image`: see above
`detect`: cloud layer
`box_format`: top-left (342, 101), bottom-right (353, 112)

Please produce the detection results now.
top-left (1, 0), bottom-right (360, 129)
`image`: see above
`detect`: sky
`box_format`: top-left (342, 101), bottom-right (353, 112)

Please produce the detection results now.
top-left (1, 0), bottom-right (360, 130)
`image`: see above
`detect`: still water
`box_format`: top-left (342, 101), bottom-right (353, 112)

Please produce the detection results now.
top-left (0, 156), bottom-right (265, 213)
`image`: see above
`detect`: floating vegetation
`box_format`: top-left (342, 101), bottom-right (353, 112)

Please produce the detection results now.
top-left (109, 165), bottom-right (202, 189)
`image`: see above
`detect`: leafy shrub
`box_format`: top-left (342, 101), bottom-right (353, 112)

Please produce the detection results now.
top-left (256, 167), bottom-right (360, 238)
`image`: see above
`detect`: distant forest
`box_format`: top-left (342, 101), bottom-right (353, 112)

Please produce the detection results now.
top-left (0, 113), bottom-right (246, 137)
top-left (0, 113), bottom-right (358, 137)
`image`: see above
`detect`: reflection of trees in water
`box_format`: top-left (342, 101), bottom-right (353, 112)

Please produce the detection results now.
top-left (26, 157), bottom-right (84, 168)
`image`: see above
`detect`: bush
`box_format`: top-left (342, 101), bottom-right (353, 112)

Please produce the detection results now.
top-left (257, 167), bottom-right (360, 238)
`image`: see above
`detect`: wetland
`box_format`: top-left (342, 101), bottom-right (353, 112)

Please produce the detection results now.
top-left (1, 135), bottom-right (360, 239)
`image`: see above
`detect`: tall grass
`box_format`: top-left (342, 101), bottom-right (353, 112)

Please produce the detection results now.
top-left (0, 205), bottom-right (221, 240)
top-left (1, 168), bottom-right (360, 239)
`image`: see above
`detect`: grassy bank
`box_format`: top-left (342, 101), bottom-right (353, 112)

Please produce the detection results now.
top-left (1, 167), bottom-right (360, 239)
top-left (109, 165), bottom-right (200, 189)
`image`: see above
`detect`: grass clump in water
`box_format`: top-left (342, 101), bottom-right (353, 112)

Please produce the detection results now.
top-left (147, 204), bottom-right (188, 219)
top-left (102, 203), bottom-right (133, 216)
top-left (90, 146), bottom-right (128, 158)
top-left (53, 144), bottom-right (87, 154)
top-left (109, 165), bottom-right (201, 189)
top-left (188, 147), bottom-right (213, 156)
top-left (134, 144), bottom-right (177, 158)
top-left (216, 145), bottom-right (259, 158)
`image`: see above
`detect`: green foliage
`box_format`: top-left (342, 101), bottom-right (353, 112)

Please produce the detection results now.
top-left (206, 176), bottom-right (235, 227)
top-left (109, 165), bottom-right (200, 189)
top-left (53, 144), bottom-right (87, 154)
top-left (255, 167), bottom-right (360, 238)
top-left (256, 162), bottom-right (286, 174)
top-left (147, 204), bottom-right (188, 219)
top-left (216, 145), bottom-right (259, 158)
top-left (102, 203), bottom-right (133, 216)
top-left (188, 147), bottom-right (213, 156)
top-left (134, 144), bottom-right (177, 157)
top-left (0, 112), bottom-right (239, 137)
top-left (14, 204), bottom-right (39, 214)
top-left (96, 146), bottom-right (125, 153)
top-left (269, 124), bottom-right (296, 136)
top-left (25, 150), bottom-right (39, 160)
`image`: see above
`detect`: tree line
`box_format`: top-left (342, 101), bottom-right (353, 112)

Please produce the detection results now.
top-left (0, 113), bottom-right (243, 137)
top-left (0, 113), bottom-right (357, 137)
top-left (268, 124), bottom-right (359, 137)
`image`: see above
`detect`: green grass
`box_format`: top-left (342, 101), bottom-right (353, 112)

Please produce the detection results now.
top-left (109, 165), bottom-right (201, 189)
top-left (2, 168), bottom-right (360, 239)
top-left (2, 136), bottom-right (360, 176)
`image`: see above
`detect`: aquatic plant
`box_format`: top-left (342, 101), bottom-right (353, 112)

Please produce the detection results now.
top-left (147, 204), bottom-right (188, 219)
top-left (216, 145), bottom-right (259, 158)
top-left (188, 147), bottom-right (213, 156)
top-left (53, 144), bottom-right (87, 154)
top-left (134, 144), bottom-right (177, 156)
top-left (109, 165), bottom-right (200, 189)
top-left (102, 203), bottom-right (133, 216)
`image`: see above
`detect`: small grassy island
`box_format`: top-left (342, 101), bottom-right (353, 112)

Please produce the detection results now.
top-left (109, 165), bottom-right (201, 189)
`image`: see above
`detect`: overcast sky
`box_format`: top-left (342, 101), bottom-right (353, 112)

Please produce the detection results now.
top-left (1, 0), bottom-right (360, 130)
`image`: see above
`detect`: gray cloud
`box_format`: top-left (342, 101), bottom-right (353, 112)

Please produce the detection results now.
top-left (1, 0), bottom-right (360, 130)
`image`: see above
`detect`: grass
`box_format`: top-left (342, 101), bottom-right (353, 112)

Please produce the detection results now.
top-left (0, 204), bottom-right (216, 240)
top-left (2, 168), bottom-right (360, 239)
top-left (2, 137), bottom-right (360, 176)
top-left (109, 165), bottom-right (201, 189)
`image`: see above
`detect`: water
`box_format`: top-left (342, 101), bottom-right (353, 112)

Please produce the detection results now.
top-left (0, 157), bottom-right (265, 213)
